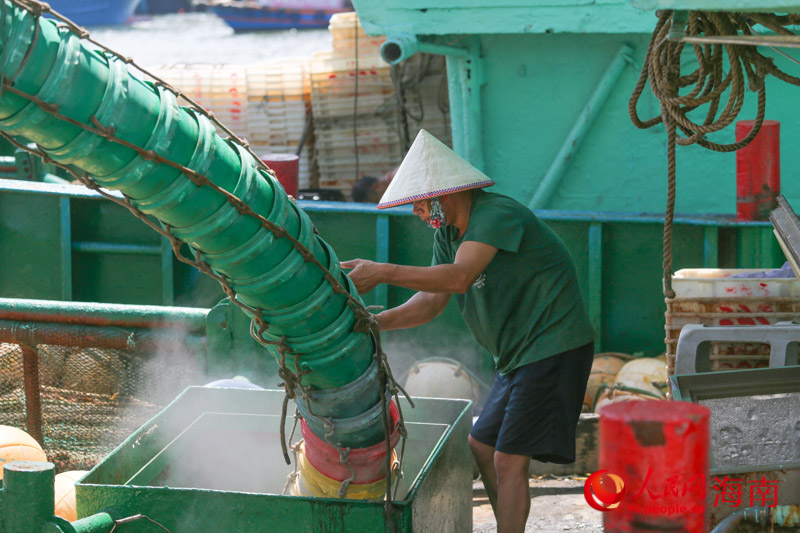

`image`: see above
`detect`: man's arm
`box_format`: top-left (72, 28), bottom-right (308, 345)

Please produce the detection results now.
top-left (341, 240), bottom-right (498, 295)
top-left (376, 291), bottom-right (451, 331)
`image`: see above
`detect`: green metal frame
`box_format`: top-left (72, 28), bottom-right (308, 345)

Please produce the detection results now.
top-left (1, 178), bottom-right (788, 361)
top-left (72, 387), bottom-right (473, 533)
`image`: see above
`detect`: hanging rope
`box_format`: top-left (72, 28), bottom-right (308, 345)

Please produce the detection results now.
top-left (629, 10), bottom-right (800, 299)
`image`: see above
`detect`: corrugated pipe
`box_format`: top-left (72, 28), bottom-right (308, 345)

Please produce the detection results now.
top-left (0, 0), bottom-right (396, 498)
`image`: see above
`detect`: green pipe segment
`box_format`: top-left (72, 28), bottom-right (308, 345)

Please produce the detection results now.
top-left (2, 461), bottom-right (55, 532)
top-left (0, 1), bottom-right (387, 461)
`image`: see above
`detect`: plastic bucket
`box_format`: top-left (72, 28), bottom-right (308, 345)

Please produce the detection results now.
top-left (296, 357), bottom-right (380, 419)
top-left (301, 395), bottom-right (397, 449)
top-left (300, 402), bottom-right (400, 484)
top-left (295, 446), bottom-right (390, 500)
top-left (261, 153), bottom-right (299, 197)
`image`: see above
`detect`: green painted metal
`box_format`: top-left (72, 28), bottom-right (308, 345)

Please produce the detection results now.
top-left (74, 387), bottom-right (473, 532)
top-left (1, 461), bottom-right (55, 532)
top-left (59, 196), bottom-right (72, 300)
top-left (528, 44), bottom-right (633, 210)
top-left (703, 226), bottom-right (719, 267)
top-left (0, 297), bottom-right (209, 330)
top-left (0, 179), bottom-right (205, 307)
top-left (587, 223), bottom-right (603, 352)
top-left (445, 37), bottom-right (485, 170)
top-left (67, 512), bottom-right (116, 533)
top-left (374, 214), bottom-right (390, 310)
top-left (2, 176), bottom-right (790, 373)
top-left (353, 0), bottom-right (657, 35)
top-left (630, 0), bottom-right (800, 12)
top-left (352, 4), bottom-right (800, 218)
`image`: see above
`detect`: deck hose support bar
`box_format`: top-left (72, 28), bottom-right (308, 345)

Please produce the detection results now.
top-left (380, 33), bottom-right (469, 66)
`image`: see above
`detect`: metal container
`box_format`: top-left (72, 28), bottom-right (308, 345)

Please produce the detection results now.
top-left (75, 387), bottom-right (473, 532)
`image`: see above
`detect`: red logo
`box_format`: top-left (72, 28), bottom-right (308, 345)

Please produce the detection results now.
top-left (584, 470), bottom-right (626, 511)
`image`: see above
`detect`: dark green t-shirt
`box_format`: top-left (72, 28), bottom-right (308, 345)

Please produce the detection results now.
top-left (432, 190), bottom-right (595, 375)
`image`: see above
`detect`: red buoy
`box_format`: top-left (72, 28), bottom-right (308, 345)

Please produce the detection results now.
top-left (260, 153), bottom-right (299, 198)
top-left (597, 401), bottom-right (710, 532)
top-left (736, 120), bottom-right (780, 221)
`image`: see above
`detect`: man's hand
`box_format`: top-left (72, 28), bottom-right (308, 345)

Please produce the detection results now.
top-left (340, 258), bottom-right (385, 294)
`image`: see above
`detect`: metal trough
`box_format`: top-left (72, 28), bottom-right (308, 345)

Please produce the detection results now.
top-left (75, 387), bottom-right (473, 532)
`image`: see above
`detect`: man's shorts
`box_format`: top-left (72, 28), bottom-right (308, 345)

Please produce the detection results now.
top-left (469, 342), bottom-right (593, 464)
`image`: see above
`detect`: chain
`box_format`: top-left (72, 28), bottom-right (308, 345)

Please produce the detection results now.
top-left (2, 0), bottom-right (413, 510)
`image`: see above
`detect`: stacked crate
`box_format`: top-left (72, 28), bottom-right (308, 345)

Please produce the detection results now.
top-left (147, 61), bottom-right (315, 190)
top-left (148, 64), bottom-right (250, 141)
top-left (246, 58), bottom-right (314, 190)
top-left (310, 13), bottom-right (402, 196)
top-left (665, 268), bottom-right (800, 374)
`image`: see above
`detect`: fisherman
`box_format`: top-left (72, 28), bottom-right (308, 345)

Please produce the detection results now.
top-left (341, 130), bottom-right (595, 533)
top-left (350, 166), bottom-right (398, 203)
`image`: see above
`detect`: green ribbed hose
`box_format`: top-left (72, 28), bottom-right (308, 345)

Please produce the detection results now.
top-left (0, 2), bottom-right (383, 449)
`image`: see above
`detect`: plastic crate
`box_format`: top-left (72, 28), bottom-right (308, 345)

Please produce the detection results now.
top-left (665, 268), bottom-right (800, 375)
top-left (332, 37), bottom-right (386, 52)
top-left (672, 268), bottom-right (800, 298)
top-left (328, 12), bottom-right (370, 42)
top-left (311, 94), bottom-right (393, 121)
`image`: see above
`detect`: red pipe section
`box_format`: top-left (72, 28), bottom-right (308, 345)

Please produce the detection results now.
top-left (736, 120), bottom-right (780, 221)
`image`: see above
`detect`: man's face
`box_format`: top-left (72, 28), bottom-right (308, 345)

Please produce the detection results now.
top-left (412, 199), bottom-right (432, 224)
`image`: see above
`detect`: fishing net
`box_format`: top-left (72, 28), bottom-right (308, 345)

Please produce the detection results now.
top-left (0, 328), bottom-right (203, 472)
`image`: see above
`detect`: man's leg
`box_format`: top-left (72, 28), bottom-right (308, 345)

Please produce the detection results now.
top-left (494, 451), bottom-right (531, 533)
top-left (469, 435), bottom-right (498, 512)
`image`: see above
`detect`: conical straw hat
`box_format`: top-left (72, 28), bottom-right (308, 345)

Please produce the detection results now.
top-left (377, 130), bottom-right (494, 209)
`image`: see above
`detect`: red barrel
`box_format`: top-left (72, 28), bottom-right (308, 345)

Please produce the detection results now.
top-left (260, 153), bottom-right (299, 198)
top-left (598, 401), bottom-right (709, 533)
top-left (736, 120), bottom-right (780, 221)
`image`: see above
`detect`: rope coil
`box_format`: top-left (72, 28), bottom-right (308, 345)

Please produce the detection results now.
top-left (629, 10), bottom-right (800, 299)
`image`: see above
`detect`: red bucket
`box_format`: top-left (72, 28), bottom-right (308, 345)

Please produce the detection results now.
top-left (260, 153), bottom-right (299, 198)
top-left (301, 400), bottom-right (400, 484)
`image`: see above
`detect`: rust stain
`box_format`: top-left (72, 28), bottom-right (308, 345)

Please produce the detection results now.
top-left (629, 421), bottom-right (666, 447)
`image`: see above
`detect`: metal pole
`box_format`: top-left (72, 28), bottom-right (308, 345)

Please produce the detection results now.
top-left (0, 298), bottom-right (208, 332)
top-left (0, 320), bottom-right (205, 352)
top-left (528, 44), bottom-right (633, 210)
top-left (20, 344), bottom-right (43, 446)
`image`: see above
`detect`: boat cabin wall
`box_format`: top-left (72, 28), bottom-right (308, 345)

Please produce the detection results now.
top-left (354, 0), bottom-right (800, 215)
